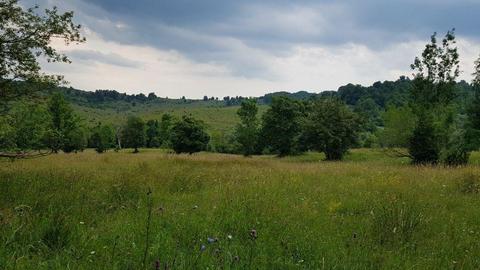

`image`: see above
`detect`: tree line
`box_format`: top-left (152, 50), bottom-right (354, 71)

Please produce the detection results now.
top-left (1, 1), bottom-right (480, 164)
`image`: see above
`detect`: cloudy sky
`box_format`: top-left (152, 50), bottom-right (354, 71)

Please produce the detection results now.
top-left (25, 0), bottom-right (480, 98)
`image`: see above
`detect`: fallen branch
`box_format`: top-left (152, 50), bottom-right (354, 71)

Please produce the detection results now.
top-left (0, 150), bottom-right (52, 160)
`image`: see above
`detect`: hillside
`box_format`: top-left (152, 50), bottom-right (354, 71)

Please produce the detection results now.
top-left (40, 77), bottom-right (475, 148)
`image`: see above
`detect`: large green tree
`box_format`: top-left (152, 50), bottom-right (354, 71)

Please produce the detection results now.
top-left (122, 116), bottom-right (146, 153)
top-left (235, 99), bottom-right (259, 156)
top-left (260, 97), bottom-right (304, 156)
top-left (409, 29), bottom-right (465, 165)
top-left (303, 98), bottom-right (360, 160)
top-left (170, 115), bottom-right (210, 154)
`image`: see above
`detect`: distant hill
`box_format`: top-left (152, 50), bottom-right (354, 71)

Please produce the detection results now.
top-left (34, 76), bottom-right (475, 149)
top-left (48, 76), bottom-right (474, 113)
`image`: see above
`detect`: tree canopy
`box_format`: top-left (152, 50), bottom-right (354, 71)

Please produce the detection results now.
top-left (0, 0), bottom-right (85, 105)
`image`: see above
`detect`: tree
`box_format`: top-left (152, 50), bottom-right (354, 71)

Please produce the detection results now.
top-left (159, 113), bottom-right (175, 147)
top-left (410, 29), bottom-right (459, 108)
top-left (235, 99), bottom-right (259, 156)
top-left (465, 55), bottom-right (480, 150)
top-left (0, 0), bottom-right (85, 105)
top-left (260, 96), bottom-right (304, 156)
top-left (409, 29), bottom-right (466, 165)
top-left (380, 106), bottom-right (417, 148)
top-left (90, 124), bottom-right (115, 153)
top-left (147, 92), bottom-right (157, 100)
top-left (45, 92), bottom-right (85, 153)
top-left (146, 120), bottom-right (161, 148)
top-left (409, 111), bottom-right (439, 165)
top-left (170, 115), bottom-right (210, 154)
top-left (303, 98), bottom-right (360, 160)
top-left (0, 101), bottom-right (50, 155)
top-left (122, 116), bottom-right (145, 153)
top-left (63, 125), bottom-right (87, 153)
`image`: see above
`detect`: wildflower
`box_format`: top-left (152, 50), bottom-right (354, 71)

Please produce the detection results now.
top-left (227, 234), bottom-right (233, 240)
top-left (79, 221), bottom-right (85, 225)
top-left (249, 229), bottom-right (257, 240)
top-left (200, 244), bottom-right (207, 251)
top-left (90, 251), bottom-right (96, 255)
top-left (193, 205), bottom-right (198, 209)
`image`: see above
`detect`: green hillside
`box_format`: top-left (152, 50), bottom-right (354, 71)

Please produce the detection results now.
top-left (73, 102), bottom-right (268, 146)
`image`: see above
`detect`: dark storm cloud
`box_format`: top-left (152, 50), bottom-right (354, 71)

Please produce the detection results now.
top-left (22, 0), bottom-right (480, 78)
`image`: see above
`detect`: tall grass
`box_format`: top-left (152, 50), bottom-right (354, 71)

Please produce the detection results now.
top-left (1, 149), bottom-right (480, 269)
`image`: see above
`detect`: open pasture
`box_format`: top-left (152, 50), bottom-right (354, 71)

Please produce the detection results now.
top-left (1, 149), bottom-right (480, 269)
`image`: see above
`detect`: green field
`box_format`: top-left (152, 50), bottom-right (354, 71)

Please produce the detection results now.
top-left (2, 149), bottom-right (480, 269)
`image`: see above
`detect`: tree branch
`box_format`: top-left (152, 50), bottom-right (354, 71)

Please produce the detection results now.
top-left (0, 150), bottom-right (52, 159)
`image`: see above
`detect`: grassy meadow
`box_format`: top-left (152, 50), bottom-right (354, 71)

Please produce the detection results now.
top-left (73, 103), bottom-right (269, 147)
top-left (1, 149), bottom-right (480, 269)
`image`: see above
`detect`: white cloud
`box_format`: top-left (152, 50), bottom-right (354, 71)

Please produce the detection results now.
top-left (41, 30), bottom-right (480, 98)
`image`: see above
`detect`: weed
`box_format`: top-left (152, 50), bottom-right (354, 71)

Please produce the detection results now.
top-left (370, 196), bottom-right (424, 247)
top-left (458, 173), bottom-right (480, 194)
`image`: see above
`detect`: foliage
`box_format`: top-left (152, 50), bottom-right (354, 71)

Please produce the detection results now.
top-left (90, 123), bottom-right (115, 153)
top-left (465, 56), bottom-right (480, 150)
top-left (302, 98), bottom-right (360, 160)
top-left (260, 97), bottom-right (304, 156)
top-left (170, 115), bottom-right (210, 154)
top-left (354, 97), bottom-right (382, 132)
top-left (410, 29), bottom-right (459, 107)
top-left (8, 101), bottom-right (50, 151)
top-left (409, 111), bottom-right (439, 164)
top-left (122, 116), bottom-right (146, 153)
top-left (234, 99), bottom-right (259, 156)
top-left (145, 120), bottom-right (161, 148)
top-left (408, 29), bottom-right (466, 165)
top-left (380, 106), bottom-right (417, 147)
top-left (159, 113), bottom-right (175, 148)
top-left (46, 92), bottom-right (85, 153)
top-left (0, 0), bottom-right (85, 105)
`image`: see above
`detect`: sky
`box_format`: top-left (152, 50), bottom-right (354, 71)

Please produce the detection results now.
top-left (24, 0), bottom-right (480, 98)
